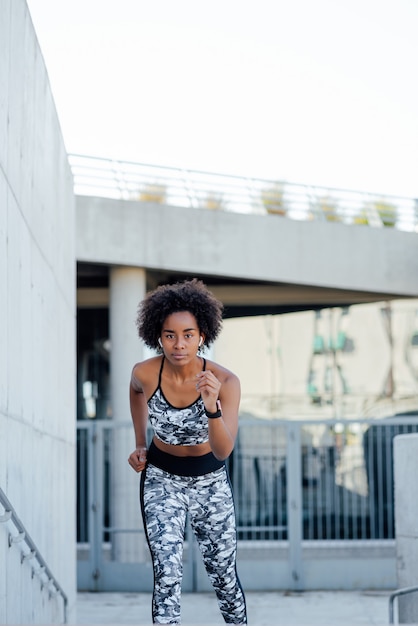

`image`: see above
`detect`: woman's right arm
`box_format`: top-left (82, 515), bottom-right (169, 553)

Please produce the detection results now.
top-left (128, 366), bottom-right (148, 473)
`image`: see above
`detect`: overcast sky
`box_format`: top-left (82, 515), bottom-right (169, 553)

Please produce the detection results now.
top-left (27, 0), bottom-right (418, 197)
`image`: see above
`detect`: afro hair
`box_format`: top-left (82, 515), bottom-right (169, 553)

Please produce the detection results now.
top-left (136, 278), bottom-right (224, 351)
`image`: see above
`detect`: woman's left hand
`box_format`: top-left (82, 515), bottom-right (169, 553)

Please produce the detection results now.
top-left (196, 370), bottom-right (221, 412)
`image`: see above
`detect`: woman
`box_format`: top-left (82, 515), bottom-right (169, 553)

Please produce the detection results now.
top-left (128, 278), bottom-right (247, 625)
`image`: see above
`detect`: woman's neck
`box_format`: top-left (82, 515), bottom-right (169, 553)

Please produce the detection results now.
top-left (163, 355), bottom-right (203, 384)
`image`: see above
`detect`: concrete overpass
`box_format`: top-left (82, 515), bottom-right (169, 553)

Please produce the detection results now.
top-left (76, 193), bottom-right (418, 317)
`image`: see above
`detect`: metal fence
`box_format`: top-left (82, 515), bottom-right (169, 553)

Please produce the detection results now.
top-left (230, 416), bottom-right (418, 542)
top-left (77, 415), bottom-right (418, 591)
top-left (69, 153), bottom-right (418, 232)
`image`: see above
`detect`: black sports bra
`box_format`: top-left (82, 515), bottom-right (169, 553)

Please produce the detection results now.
top-left (147, 357), bottom-right (209, 446)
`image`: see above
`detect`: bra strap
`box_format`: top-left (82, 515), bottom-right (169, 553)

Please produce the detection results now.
top-left (158, 356), bottom-right (165, 388)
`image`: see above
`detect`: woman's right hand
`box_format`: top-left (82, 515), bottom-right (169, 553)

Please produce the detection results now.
top-left (128, 446), bottom-right (147, 473)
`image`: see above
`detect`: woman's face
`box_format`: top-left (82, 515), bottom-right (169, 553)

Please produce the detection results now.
top-left (159, 311), bottom-right (203, 364)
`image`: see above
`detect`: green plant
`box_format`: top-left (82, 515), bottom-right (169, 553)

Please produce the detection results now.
top-left (373, 200), bottom-right (397, 227)
top-left (261, 183), bottom-right (286, 215)
top-left (353, 208), bottom-right (369, 225)
top-left (139, 183), bottom-right (166, 203)
top-left (203, 193), bottom-right (224, 210)
top-left (318, 196), bottom-right (340, 222)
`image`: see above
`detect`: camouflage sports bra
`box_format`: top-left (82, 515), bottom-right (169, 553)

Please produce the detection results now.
top-left (147, 357), bottom-right (209, 446)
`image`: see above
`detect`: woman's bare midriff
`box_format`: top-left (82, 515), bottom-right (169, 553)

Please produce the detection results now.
top-left (153, 436), bottom-right (212, 457)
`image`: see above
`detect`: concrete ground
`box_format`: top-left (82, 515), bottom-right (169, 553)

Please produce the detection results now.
top-left (76, 590), bottom-right (393, 625)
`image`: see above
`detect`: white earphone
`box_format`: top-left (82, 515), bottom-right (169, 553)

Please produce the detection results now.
top-left (199, 337), bottom-right (203, 347)
top-left (158, 338), bottom-right (163, 347)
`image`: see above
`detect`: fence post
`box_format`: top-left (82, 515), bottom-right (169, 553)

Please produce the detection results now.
top-left (286, 422), bottom-right (304, 590)
top-left (86, 421), bottom-right (103, 590)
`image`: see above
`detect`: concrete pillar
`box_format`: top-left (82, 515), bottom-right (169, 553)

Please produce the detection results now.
top-left (109, 266), bottom-right (147, 561)
top-left (394, 433), bottom-right (418, 623)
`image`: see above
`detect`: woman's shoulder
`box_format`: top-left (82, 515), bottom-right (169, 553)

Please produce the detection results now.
top-left (132, 356), bottom-right (162, 384)
top-left (204, 358), bottom-right (239, 384)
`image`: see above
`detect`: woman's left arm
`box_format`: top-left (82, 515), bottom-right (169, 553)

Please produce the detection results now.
top-left (196, 367), bottom-right (241, 460)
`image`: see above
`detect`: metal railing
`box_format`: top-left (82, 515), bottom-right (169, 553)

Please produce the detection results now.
top-left (389, 586), bottom-right (418, 623)
top-left (0, 487), bottom-right (68, 623)
top-left (77, 416), bottom-right (418, 591)
top-left (77, 416), bottom-right (418, 543)
top-left (69, 153), bottom-right (418, 232)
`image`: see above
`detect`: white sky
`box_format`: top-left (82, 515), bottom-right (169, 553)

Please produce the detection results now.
top-left (27, 0), bottom-right (418, 197)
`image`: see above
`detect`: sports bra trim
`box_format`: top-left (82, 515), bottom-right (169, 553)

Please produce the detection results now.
top-left (147, 356), bottom-right (206, 408)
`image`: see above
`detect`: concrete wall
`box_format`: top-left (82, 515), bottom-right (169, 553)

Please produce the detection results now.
top-left (394, 434), bottom-right (418, 623)
top-left (0, 0), bottom-right (76, 622)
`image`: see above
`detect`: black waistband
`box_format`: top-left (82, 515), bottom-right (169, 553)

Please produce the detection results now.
top-left (147, 440), bottom-right (224, 477)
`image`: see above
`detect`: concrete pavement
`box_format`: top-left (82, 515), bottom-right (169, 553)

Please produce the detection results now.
top-left (76, 590), bottom-right (393, 625)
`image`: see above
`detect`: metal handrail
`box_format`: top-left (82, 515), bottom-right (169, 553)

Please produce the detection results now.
top-left (0, 487), bottom-right (68, 623)
top-left (389, 585), bottom-right (418, 623)
top-left (68, 153), bottom-right (418, 233)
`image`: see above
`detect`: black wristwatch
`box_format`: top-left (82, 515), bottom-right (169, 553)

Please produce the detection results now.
top-left (205, 407), bottom-right (222, 419)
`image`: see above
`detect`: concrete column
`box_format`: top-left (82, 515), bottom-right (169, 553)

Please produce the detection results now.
top-left (109, 266), bottom-right (146, 561)
top-left (394, 433), bottom-right (418, 623)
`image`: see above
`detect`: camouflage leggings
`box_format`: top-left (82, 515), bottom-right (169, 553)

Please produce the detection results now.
top-left (140, 453), bottom-right (247, 624)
